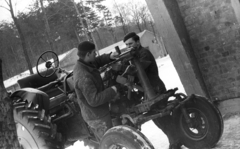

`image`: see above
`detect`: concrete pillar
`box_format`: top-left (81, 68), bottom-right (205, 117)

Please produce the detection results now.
top-left (145, 0), bottom-right (207, 97)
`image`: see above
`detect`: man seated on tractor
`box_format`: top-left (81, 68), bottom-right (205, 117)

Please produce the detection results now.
top-left (73, 41), bottom-right (119, 143)
top-left (123, 32), bottom-right (182, 149)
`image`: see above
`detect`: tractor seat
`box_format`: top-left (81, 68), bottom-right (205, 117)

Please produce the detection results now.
top-left (17, 69), bottom-right (62, 98)
top-left (37, 80), bottom-right (63, 98)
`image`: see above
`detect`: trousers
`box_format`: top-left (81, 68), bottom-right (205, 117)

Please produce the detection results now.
top-left (86, 113), bottom-right (113, 141)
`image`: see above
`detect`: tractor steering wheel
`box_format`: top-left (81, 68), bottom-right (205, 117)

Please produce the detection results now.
top-left (36, 51), bottom-right (59, 78)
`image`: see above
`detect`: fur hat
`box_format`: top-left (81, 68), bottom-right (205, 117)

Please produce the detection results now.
top-left (77, 41), bottom-right (95, 56)
top-left (123, 32), bottom-right (139, 42)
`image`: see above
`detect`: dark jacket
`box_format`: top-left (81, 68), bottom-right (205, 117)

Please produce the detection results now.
top-left (137, 46), bottom-right (166, 93)
top-left (73, 54), bottom-right (117, 121)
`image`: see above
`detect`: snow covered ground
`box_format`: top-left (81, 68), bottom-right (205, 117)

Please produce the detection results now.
top-left (67, 55), bottom-right (185, 149)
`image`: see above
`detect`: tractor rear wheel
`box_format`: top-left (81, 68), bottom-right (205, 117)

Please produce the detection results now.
top-left (14, 101), bottom-right (63, 149)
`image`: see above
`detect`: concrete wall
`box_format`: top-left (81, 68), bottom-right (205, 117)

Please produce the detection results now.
top-left (145, 0), bottom-right (240, 115)
top-left (177, 0), bottom-right (240, 115)
top-left (176, 0), bottom-right (240, 101)
top-left (145, 0), bottom-right (206, 97)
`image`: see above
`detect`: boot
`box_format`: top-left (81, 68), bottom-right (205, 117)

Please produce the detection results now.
top-left (169, 142), bottom-right (182, 149)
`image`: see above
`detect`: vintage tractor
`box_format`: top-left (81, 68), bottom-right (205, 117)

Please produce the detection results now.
top-left (11, 49), bottom-right (223, 149)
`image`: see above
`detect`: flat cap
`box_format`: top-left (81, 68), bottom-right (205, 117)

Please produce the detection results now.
top-left (78, 41), bottom-right (95, 53)
top-left (123, 32), bottom-right (139, 42)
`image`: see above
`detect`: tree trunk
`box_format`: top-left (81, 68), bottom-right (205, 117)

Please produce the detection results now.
top-left (0, 59), bottom-right (21, 149)
top-left (109, 27), bottom-right (117, 43)
top-left (39, 0), bottom-right (55, 52)
top-left (8, 0), bottom-right (33, 74)
top-left (74, 29), bottom-right (81, 43)
top-left (143, 19), bottom-right (148, 30)
top-left (120, 16), bottom-right (128, 35)
top-left (149, 20), bottom-right (157, 38)
top-left (72, 0), bottom-right (92, 42)
top-left (2, 60), bottom-right (11, 79)
top-left (95, 29), bottom-right (103, 49)
top-left (91, 31), bottom-right (100, 56)
top-left (113, 0), bottom-right (128, 35)
top-left (1, 51), bottom-right (11, 78)
top-left (136, 21), bottom-right (142, 32)
top-left (11, 46), bottom-right (19, 65)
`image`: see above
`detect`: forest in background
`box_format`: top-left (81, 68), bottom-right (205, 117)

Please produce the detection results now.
top-left (0, 0), bottom-right (158, 80)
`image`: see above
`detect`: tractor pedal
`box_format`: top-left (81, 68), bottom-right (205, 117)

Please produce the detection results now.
top-left (26, 101), bottom-right (33, 109)
top-left (38, 109), bottom-right (45, 121)
top-left (35, 123), bottom-right (51, 129)
top-left (51, 124), bottom-right (57, 139)
top-left (13, 102), bottom-right (26, 107)
top-left (47, 116), bottom-right (52, 123)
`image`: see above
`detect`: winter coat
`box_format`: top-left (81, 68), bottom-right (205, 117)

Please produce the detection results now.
top-left (136, 46), bottom-right (166, 93)
top-left (73, 54), bottom-right (117, 121)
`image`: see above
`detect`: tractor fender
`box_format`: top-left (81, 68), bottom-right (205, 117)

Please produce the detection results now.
top-left (11, 88), bottom-right (50, 113)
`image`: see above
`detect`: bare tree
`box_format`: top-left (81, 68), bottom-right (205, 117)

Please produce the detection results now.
top-left (112, 0), bottom-right (128, 35)
top-left (138, 5), bottom-right (150, 30)
top-left (0, 59), bottom-right (21, 149)
top-left (39, 0), bottom-right (55, 51)
top-left (127, 2), bottom-right (142, 32)
top-left (91, 3), bottom-right (117, 43)
top-left (71, 0), bottom-right (92, 41)
top-left (149, 18), bottom-right (157, 38)
top-left (0, 0), bottom-right (34, 74)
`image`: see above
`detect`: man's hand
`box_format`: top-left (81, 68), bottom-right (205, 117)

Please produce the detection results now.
top-left (111, 92), bottom-right (120, 102)
top-left (127, 47), bottom-right (138, 51)
top-left (111, 86), bottom-right (117, 93)
top-left (110, 51), bottom-right (120, 60)
top-left (111, 84), bottom-right (122, 93)
top-left (110, 86), bottom-right (119, 102)
top-left (122, 65), bottom-right (137, 76)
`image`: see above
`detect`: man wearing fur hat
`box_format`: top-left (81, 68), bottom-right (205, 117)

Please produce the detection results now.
top-left (123, 32), bottom-right (182, 149)
top-left (73, 41), bottom-right (119, 144)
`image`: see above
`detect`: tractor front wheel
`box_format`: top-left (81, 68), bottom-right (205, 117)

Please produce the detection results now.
top-left (174, 96), bottom-right (223, 149)
top-left (100, 125), bottom-right (154, 149)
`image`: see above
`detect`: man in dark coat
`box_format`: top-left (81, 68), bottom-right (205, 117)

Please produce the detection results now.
top-left (123, 32), bottom-right (166, 94)
top-left (73, 41), bottom-right (118, 142)
top-left (123, 32), bottom-right (182, 149)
